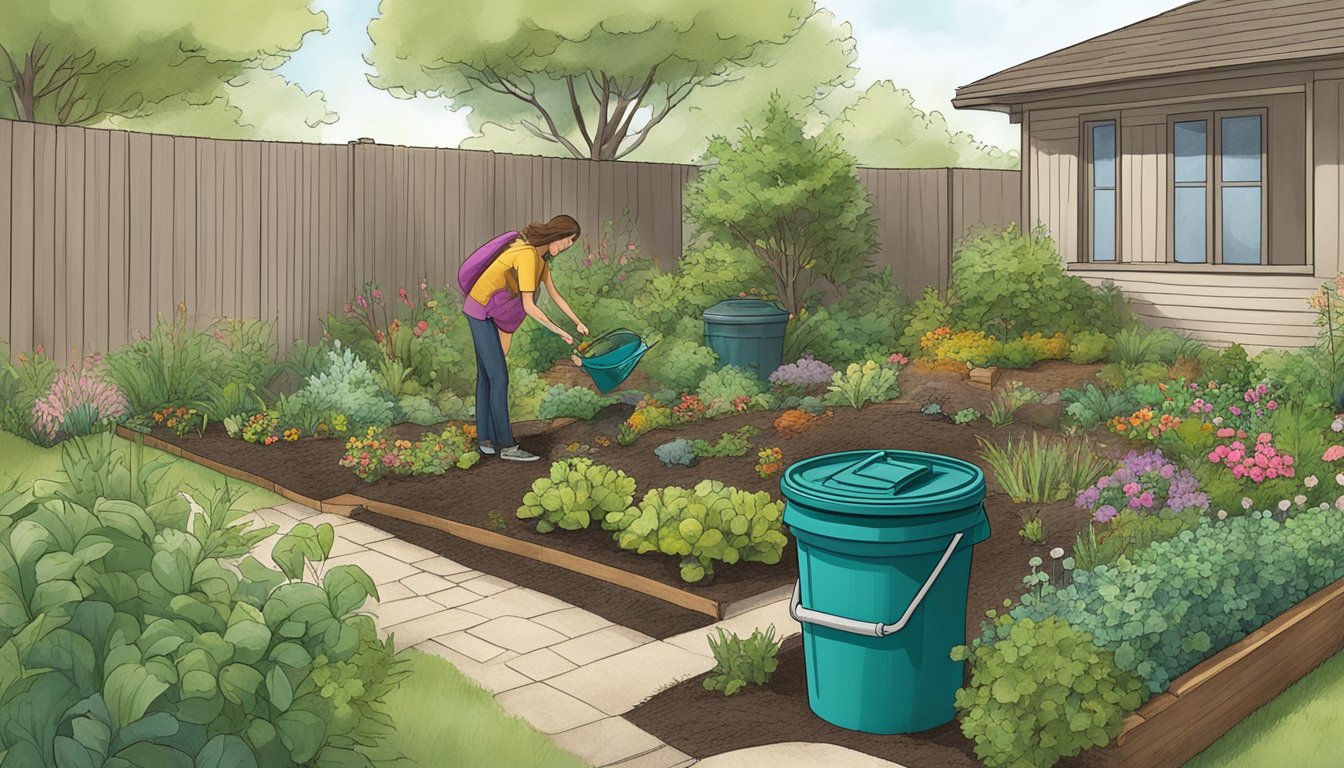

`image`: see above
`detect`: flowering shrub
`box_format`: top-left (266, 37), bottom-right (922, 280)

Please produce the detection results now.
top-left (769, 355), bottom-right (835, 396)
top-left (149, 405), bottom-right (204, 437)
top-left (240, 412), bottom-right (280, 444)
top-left (755, 447), bottom-right (784, 478)
top-left (30, 355), bottom-right (129, 445)
top-left (1075, 451), bottom-right (1209, 524)
top-left (1208, 432), bottom-right (1295, 483)
top-left (920, 327), bottom-right (1000, 368)
top-left (339, 425), bottom-right (478, 483)
top-left (672, 393), bottom-right (709, 422)
top-left (1108, 407), bottom-right (1183, 441)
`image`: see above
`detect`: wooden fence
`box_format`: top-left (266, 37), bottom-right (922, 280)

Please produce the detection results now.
top-left (2, 118), bottom-right (1019, 365)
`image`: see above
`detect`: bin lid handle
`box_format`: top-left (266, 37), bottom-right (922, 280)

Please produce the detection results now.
top-left (788, 532), bottom-right (964, 637)
top-left (821, 451), bottom-right (933, 497)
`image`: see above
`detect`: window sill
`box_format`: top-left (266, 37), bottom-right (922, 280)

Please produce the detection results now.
top-left (1067, 262), bottom-right (1313, 276)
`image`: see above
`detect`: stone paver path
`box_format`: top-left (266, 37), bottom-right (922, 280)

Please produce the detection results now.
top-left (241, 502), bottom-right (906, 768)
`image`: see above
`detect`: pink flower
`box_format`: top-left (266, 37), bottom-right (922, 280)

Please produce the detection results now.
top-left (1267, 401), bottom-right (1278, 410)
top-left (372, 289), bottom-right (382, 300)
top-left (618, 273), bottom-right (626, 281)
top-left (1216, 428), bottom-right (1235, 438)
top-left (1325, 445), bottom-right (1344, 462)
top-left (627, 242), bottom-right (637, 250)
top-left (888, 353), bottom-right (909, 366)
top-left (583, 258), bottom-right (591, 267)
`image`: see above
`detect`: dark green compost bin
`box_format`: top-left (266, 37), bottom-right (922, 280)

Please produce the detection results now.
top-left (780, 449), bottom-right (990, 735)
top-left (702, 298), bottom-right (789, 382)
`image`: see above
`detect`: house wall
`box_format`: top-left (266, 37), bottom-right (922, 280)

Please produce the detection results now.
top-left (1018, 64), bottom-right (1330, 351)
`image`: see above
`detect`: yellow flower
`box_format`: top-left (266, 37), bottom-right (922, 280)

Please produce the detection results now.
top-left (426, 300), bottom-right (438, 308)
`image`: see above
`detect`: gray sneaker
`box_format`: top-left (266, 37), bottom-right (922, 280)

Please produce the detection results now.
top-left (478, 442), bottom-right (496, 455)
top-left (499, 445), bottom-right (539, 462)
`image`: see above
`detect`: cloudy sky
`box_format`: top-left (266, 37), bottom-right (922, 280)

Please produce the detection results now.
top-left (277, 0), bottom-right (1189, 153)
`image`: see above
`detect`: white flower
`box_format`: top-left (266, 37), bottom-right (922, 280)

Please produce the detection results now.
top-left (1323, 503), bottom-right (1332, 511)
top-left (1295, 495), bottom-right (1308, 506)
top-left (1050, 547), bottom-right (1065, 559)
top-left (1336, 496), bottom-right (1344, 511)
top-left (1242, 497), bottom-right (1254, 510)
top-left (1336, 472), bottom-right (1344, 486)
top-left (1279, 500), bottom-right (1291, 512)
top-left (1306, 475), bottom-right (1320, 489)
top-left (1332, 418), bottom-right (1344, 433)
top-left (1217, 510), bottom-right (1228, 520)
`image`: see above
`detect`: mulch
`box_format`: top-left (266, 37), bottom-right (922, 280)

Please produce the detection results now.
top-left (143, 360), bottom-right (1120, 653)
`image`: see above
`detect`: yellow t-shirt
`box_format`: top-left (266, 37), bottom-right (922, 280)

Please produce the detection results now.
top-left (468, 238), bottom-right (549, 306)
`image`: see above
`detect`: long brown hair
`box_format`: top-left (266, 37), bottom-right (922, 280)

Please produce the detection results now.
top-left (521, 215), bottom-right (581, 249)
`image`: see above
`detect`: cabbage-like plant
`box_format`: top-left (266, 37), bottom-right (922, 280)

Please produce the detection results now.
top-left (517, 458), bottom-right (637, 533)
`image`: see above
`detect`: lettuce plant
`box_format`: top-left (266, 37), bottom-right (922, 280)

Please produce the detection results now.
top-left (517, 458), bottom-right (637, 533)
top-left (604, 480), bottom-right (788, 582)
top-left (539, 384), bottom-right (616, 421)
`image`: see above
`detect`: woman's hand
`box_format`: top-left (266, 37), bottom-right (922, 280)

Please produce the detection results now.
top-left (575, 321), bottom-right (589, 337)
top-left (558, 329), bottom-right (575, 346)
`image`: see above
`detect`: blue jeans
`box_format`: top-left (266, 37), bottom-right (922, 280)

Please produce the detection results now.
top-left (467, 316), bottom-right (514, 449)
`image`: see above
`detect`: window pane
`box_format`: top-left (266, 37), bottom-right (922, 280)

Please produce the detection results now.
top-left (1174, 187), bottom-right (1206, 263)
top-left (1093, 189), bottom-right (1116, 261)
top-left (1222, 187), bottom-right (1262, 264)
top-left (1174, 121), bottom-right (1207, 183)
top-left (1222, 116), bottom-right (1262, 183)
top-left (1093, 123), bottom-right (1116, 188)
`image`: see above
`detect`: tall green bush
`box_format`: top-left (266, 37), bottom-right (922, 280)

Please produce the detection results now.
top-left (950, 225), bottom-right (1125, 336)
top-left (684, 93), bottom-right (877, 318)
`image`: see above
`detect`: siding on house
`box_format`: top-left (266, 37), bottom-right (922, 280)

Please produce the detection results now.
top-left (1010, 65), bottom-right (1330, 351)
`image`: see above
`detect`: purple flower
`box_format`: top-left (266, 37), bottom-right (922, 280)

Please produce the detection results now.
top-left (1229, 406), bottom-right (1242, 417)
top-left (1095, 505), bottom-right (1119, 523)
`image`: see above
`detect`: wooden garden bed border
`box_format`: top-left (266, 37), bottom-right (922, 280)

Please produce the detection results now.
top-left (1107, 573), bottom-right (1344, 767)
top-left (117, 425), bottom-right (734, 619)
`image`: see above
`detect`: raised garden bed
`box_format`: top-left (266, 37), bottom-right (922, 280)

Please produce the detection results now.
top-left (119, 365), bottom-right (1109, 640)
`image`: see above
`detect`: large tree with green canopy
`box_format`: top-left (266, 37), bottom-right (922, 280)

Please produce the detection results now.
top-left (366, 0), bottom-right (816, 161)
top-left (0, 0), bottom-right (331, 137)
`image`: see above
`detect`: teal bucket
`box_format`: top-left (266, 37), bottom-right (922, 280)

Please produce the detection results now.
top-left (780, 450), bottom-right (990, 734)
top-left (576, 329), bottom-right (656, 394)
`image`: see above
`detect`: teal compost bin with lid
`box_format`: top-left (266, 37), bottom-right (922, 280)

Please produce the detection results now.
top-left (780, 449), bottom-right (990, 735)
top-left (702, 298), bottom-right (789, 382)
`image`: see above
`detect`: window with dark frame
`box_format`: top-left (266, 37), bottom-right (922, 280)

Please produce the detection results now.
top-left (1168, 111), bottom-right (1266, 265)
top-left (1086, 121), bottom-right (1118, 262)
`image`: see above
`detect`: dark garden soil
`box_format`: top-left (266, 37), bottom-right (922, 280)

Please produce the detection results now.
top-left (625, 633), bottom-right (1121, 768)
top-left (144, 361), bottom-right (1122, 652)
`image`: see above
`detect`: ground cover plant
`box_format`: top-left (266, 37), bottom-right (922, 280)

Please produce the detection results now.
top-left (704, 626), bottom-right (781, 696)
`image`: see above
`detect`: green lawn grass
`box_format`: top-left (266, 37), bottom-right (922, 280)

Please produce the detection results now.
top-left (369, 649), bottom-right (591, 768)
top-left (0, 429), bottom-right (283, 511)
top-left (1, 428), bottom-right (589, 767)
top-left (1185, 649), bottom-right (1344, 767)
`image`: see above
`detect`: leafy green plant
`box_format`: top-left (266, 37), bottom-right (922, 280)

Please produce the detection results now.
top-left (826, 359), bottom-right (900, 409)
top-left (953, 408), bottom-right (980, 425)
top-left (920, 402), bottom-right (944, 416)
top-left (691, 425), bottom-right (759, 458)
top-left (987, 381), bottom-right (1042, 427)
top-left (897, 287), bottom-right (955, 357)
top-left (377, 354), bottom-right (415, 398)
top-left (295, 343), bottom-right (397, 429)
top-left (697, 365), bottom-right (765, 405)
top-left (507, 366), bottom-right (551, 422)
top-left (1110, 323), bottom-right (1172, 367)
top-left (517, 458), bottom-right (637, 533)
top-left (1019, 514), bottom-right (1046, 543)
top-left (0, 345), bottom-right (57, 440)
top-left (398, 393), bottom-right (445, 427)
top-left (605, 480), bottom-right (788, 583)
top-left (1062, 384), bottom-right (1137, 431)
top-left (952, 613), bottom-right (1145, 768)
top-left (683, 94), bottom-right (877, 318)
top-left (539, 384), bottom-right (616, 421)
top-left (104, 310), bottom-right (213, 415)
top-left (950, 225), bottom-right (1125, 336)
top-left (704, 625), bottom-right (781, 696)
top-left (785, 268), bottom-right (909, 366)
top-left (1073, 508), bottom-right (1203, 571)
top-left (1013, 506), bottom-right (1344, 695)
top-left (655, 439), bottom-right (698, 468)
top-left (977, 433), bottom-right (1111, 504)
top-left (643, 340), bottom-right (719, 394)
top-left (0, 442), bottom-right (409, 768)
top-left (1069, 330), bottom-right (1114, 364)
